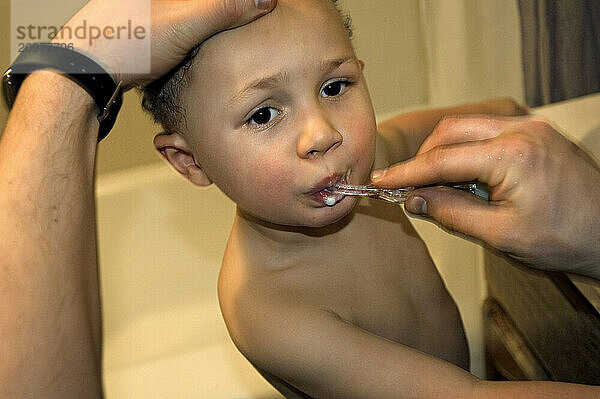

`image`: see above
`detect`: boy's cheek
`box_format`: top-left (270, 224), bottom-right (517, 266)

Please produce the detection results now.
top-left (233, 158), bottom-right (293, 203)
top-left (348, 122), bottom-right (377, 164)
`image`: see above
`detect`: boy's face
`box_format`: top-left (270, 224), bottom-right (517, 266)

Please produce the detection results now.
top-left (180, 0), bottom-right (377, 228)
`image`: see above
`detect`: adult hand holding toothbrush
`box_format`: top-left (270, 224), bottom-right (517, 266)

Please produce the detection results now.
top-left (371, 115), bottom-right (600, 280)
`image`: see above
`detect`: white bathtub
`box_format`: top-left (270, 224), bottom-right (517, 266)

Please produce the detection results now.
top-left (96, 165), bottom-right (283, 398)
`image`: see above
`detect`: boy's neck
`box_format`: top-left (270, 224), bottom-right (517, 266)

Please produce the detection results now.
top-left (234, 206), bottom-right (354, 250)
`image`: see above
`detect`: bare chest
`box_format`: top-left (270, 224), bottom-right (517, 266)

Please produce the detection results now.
top-left (278, 204), bottom-right (445, 345)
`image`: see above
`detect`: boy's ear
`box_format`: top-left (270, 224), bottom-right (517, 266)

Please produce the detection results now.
top-left (358, 60), bottom-right (365, 71)
top-left (153, 132), bottom-right (213, 187)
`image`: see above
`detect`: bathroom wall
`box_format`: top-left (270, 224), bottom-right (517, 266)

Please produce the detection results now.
top-left (419, 0), bottom-right (524, 106)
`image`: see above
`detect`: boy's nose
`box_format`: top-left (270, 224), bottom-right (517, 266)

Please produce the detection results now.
top-left (296, 112), bottom-right (343, 159)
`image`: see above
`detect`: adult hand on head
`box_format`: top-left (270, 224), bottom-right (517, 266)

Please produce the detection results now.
top-left (371, 115), bottom-right (600, 280)
top-left (52, 0), bottom-right (277, 89)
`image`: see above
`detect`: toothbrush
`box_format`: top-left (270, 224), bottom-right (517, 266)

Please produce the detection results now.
top-left (330, 182), bottom-right (490, 204)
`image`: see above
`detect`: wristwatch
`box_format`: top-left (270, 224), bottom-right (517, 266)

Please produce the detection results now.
top-left (2, 43), bottom-right (123, 142)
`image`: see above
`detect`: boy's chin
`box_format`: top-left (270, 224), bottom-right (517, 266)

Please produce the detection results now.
top-left (300, 196), bottom-right (358, 229)
top-left (245, 197), bottom-right (356, 230)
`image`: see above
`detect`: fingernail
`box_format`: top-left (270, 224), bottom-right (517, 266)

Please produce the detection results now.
top-left (407, 196), bottom-right (427, 215)
top-left (371, 168), bottom-right (387, 182)
top-left (255, 0), bottom-right (273, 9)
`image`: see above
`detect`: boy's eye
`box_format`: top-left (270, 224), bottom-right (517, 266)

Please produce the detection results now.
top-left (321, 80), bottom-right (349, 98)
top-left (248, 107), bottom-right (280, 126)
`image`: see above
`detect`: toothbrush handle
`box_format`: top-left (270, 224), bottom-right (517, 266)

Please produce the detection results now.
top-left (380, 181), bottom-right (489, 203)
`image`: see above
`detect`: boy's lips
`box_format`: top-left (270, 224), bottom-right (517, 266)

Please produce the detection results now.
top-left (306, 170), bottom-right (351, 205)
top-left (309, 174), bottom-right (344, 194)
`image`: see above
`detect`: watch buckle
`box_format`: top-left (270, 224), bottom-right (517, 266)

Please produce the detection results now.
top-left (98, 80), bottom-right (123, 122)
top-left (2, 68), bottom-right (17, 109)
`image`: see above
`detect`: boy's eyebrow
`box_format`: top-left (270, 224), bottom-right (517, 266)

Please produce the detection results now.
top-left (228, 56), bottom-right (357, 105)
top-left (229, 72), bottom-right (289, 105)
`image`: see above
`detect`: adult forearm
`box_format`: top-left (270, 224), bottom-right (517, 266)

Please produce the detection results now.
top-left (0, 71), bottom-right (102, 398)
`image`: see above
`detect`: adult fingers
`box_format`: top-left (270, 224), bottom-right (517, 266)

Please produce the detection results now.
top-left (417, 115), bottom-right (523, 155)
top-left (371, 139), bottom-right (504, 189)
top-left (152, 0), bottom-right (277, 46)
top-left (191, 0), bottom-right (278, 36)
top-left (141, 0), bottom-right (277, 87)
top-left (404, 186), bottom-right (510, 250)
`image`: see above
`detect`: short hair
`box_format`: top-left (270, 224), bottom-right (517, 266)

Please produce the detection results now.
top-left (140, 0), bottom-right (353, 135)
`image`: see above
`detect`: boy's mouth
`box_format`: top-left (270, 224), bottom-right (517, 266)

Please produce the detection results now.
top-left (308, 170), bottom-right (351, 207)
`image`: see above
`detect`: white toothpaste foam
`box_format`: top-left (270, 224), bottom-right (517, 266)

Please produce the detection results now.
top-left (324, 196), bottom-right (337, 206)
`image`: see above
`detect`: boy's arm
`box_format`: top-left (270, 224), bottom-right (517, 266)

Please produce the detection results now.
top-left (377, 97), bottom-right (528, 163)
top-left (236, 301), bottom-right (599, 399)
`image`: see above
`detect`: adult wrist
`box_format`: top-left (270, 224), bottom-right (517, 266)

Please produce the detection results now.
top-left (2, 43), bottom-right (123, 141)
top-left (18, 71), bottom-right (98, 125)
top-left (5, 71), bottom-right (101, 153)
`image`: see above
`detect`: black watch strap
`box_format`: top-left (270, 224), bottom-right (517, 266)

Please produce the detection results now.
top-left (2, 43), bottom-right (123, 142)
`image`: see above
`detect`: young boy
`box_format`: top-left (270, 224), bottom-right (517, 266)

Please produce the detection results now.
top-left (140, 1), bottom-right (541, 397)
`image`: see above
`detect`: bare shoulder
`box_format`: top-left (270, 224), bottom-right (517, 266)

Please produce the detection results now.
top-left (218, 262), bottom-right (340, 395)
top-left (218, 248), bottom-right (306, 353)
